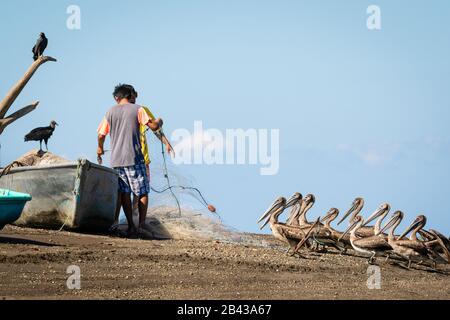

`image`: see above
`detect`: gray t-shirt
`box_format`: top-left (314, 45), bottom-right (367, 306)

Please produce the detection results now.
top-left (105, 103), bottom-right (145, 168)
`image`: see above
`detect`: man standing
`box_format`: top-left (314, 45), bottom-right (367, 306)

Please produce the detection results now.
top-left (97, 84), bottom-right (172, 236)
top-left (129, 90), bottom-right (173, 216)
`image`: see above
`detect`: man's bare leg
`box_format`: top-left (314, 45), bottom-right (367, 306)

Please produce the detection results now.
top-left (113, 192), bottom-right (121, 225)
top-left (109, 192), bottom-right (122, 233)
top-left (138, 194), bottom-right (149, 231)
top-left (121, 192), bottom-right (136, 235)
top-left (132, 194), bottom-right (139, 217)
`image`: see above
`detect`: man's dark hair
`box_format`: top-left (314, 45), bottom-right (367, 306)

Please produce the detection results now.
top-left (113, 84), bottom-right (137, 101)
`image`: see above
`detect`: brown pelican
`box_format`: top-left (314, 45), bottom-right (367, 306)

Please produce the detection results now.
top-left (360, 203), bottom-right (391, 237)
top-left (257, 197), bottom-right (318, 254)
top-left (398, 215), bottom-right (427, 241)
top-left (285, 193), bottom-right (323, 250)
top-left (378, 211), bottom-right (440, 269)
top-left (339, 215), bottom-right (392, 264)
top-left (292, 217), bottom-right (323, 253)
top-left (293, 194), bottom-right (318, 228)
top-left (292, 194), bottom-right (342, 252)
top-left (416, 228), bottom-right (450, 258)
top-left (320, 208), bottom-right (352, 251)
top-left (397, 215), bottom-right (450, 265)
top-left (285, 192), bottom-right (303, 226)
top-left (337, 197), bottom-right (364, 226)
top-left (293, 212), bottom-right (343, 254)
top-left (337, 198), bottom-right (389, 238)
top-left (429, 229), bottom-right (450, 253)
top-left (321, 208), bottom-right (341, 238)
top-left (402, 215), bottom-right (450, 253)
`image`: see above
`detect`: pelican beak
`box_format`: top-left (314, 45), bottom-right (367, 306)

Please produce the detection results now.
top-left (338, 218), bottom-right (359, 242)
top-left (377, 214), bottom-right (399, 236)
top-left (398, 217), bottom-right (421, 240)
top-left (285, 194), bottom-right (300, 209)
top-left (259, 216), bottom-right (270, 230)
top-left (337, 202), bottom-right (357, 226)
top-left (362, 206), bottom-right (385, 227)
top-left (259, 206), bottom-right (284, 230)
top-left (257, 198), bottom-right (284, 224)
top-left (320, 210), bottom-right (334, 223)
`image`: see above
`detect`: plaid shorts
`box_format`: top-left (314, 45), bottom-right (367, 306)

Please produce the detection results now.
top-left (115, 163), bottom-right (150, 196)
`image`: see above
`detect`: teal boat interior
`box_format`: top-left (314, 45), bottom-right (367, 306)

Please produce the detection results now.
top-left (0, 189), bottom-right (32, 230)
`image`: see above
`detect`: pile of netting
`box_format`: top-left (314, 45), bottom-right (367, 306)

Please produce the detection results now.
top-left (117, 134), bottom-right (242, 242)
top-left (0, 149), bottom-right (70, 178)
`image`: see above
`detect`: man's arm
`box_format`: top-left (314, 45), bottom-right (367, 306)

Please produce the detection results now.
top-left (138, 107), bottom-right (162, 131)
top-left (138, 107), bottom-right (174, 157)
top-left (154, 130), bottom-right (175, 157)
top-left (97, 134), bottom-right (106, 164)
top-left (98, 134), bottom-right (106, 155)
top-left (97, 117), bottom-right (109, 164)
top-left (146, 117), bottom-right (163, 132)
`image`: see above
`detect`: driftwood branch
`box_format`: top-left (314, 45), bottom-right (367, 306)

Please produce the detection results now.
top-left (0, 101), bottom-right (39, 135)
top-left (0, 56), bottom-right (57, 119)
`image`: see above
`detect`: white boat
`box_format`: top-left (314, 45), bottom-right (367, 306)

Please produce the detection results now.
top-left (0, 159), bottom-right (118, 231)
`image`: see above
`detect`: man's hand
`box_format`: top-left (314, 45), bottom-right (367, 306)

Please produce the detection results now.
top-left (147, 118), bottom-right (163, 132)
top-left (159, 132), bottom-right (175, 158)
top-left (166, 143), bottom-right (175, 157)
top-left (97, 134), bottom-right (106, 165)
top-left (97, 147), bottom-right (104, 165)
top-left (97, 146), bottom-right (105, 157)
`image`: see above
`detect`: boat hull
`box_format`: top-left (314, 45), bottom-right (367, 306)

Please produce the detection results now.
top-left (0, 189), bottom-right (32, 230)
top-left (0, 159), bottom-right (118, 231)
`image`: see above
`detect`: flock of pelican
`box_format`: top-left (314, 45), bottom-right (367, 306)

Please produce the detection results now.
top-left (257, 193), bottom-right (450, 270)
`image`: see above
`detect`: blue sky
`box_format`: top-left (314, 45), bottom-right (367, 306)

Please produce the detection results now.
top-left (1, 0), bottom-right (449, 234)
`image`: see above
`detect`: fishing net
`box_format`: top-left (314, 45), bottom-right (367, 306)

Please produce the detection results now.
top-left (117, 133), bottom-right (243, 242)
top-left (2, 145), bottom-right (271, 246)
top-left (140, 135), bottom-right (272, 246)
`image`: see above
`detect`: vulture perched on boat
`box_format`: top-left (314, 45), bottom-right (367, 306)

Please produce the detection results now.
top-left (32, 33), bottom-right (48, 61)
top-left (24, 121), bottom-right (58, 151)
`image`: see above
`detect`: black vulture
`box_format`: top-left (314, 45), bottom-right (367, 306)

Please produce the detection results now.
top-left (32, 33), bottom-right (48, 61)
top-left (24, 120), bottom-right (58, 151)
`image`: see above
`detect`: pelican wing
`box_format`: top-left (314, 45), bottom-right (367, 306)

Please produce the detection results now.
top-left (394, 240), bottom-right (429, 254)
top-left (354, 236), bottom-right (390, 250)
top-left (281, 226), bottom-right (306, 240)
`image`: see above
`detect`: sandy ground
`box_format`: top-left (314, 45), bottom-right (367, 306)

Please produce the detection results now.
top-left (0, 224), bottom-right (449, 300)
